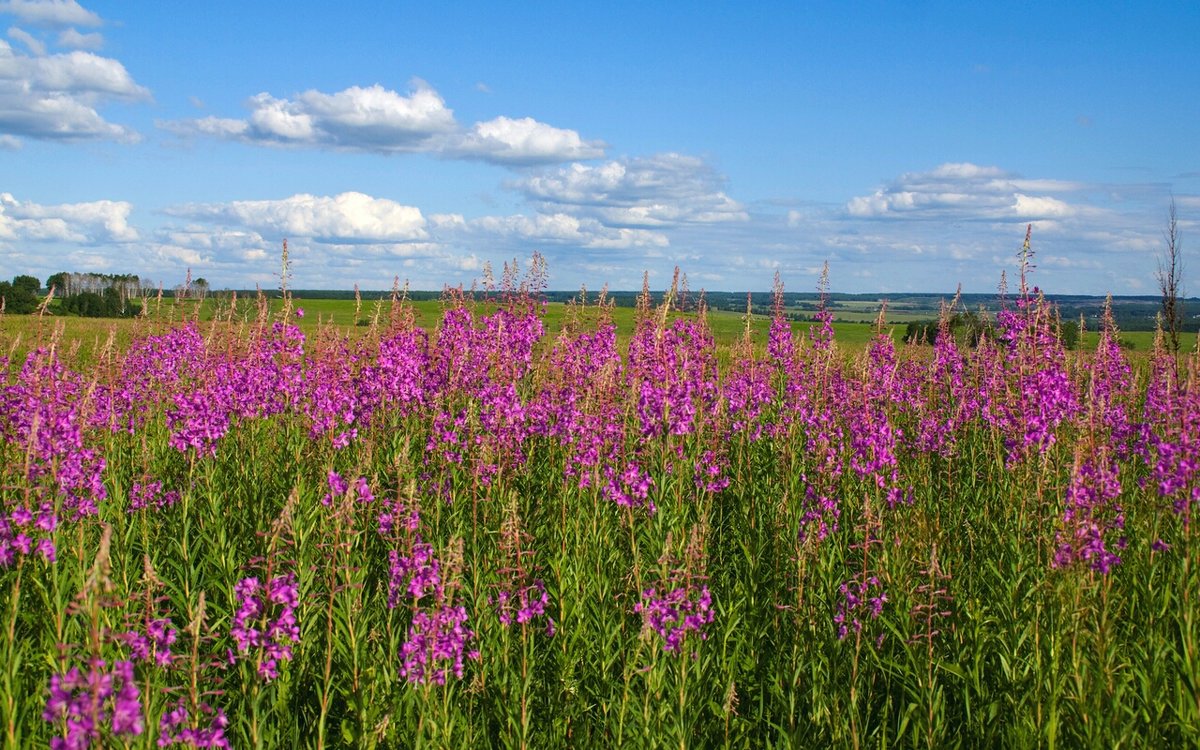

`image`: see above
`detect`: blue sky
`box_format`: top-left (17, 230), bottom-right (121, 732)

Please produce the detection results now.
top-left (1, 0), bottom-right (1197, 293)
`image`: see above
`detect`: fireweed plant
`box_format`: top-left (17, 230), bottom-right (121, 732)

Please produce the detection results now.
top-left (1, 245), bottom-right (1199, 747)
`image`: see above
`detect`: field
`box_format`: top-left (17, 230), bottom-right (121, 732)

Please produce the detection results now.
top-left (1, 282), bottom-right (1199, 748)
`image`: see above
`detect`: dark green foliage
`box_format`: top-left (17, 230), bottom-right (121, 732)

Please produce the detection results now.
top-left (59, 287), bottom-right (142, 318)
top-left (0, 275), bottom-right (40, 314)
top-left (905, 311), bottom-right (996, 347)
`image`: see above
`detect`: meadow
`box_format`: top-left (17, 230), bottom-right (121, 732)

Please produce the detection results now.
top-left (1, 270), bottom-right (1198, 748)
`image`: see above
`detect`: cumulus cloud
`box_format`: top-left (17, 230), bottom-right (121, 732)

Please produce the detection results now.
top-left (0, 0), bottom-right (101, 28)
top-left (164, 83), bottom-right (456, 151)
top-left (0, 33), bottom-right (147, 142)
top-left (161, 81), bottom-right (602, 165)
top-left (845, 162), bottom-right (1086, 221)
top-left (0, 191), bottom-right (137, 242)
top-left (451, 116), bottom-right (604, 165)
top-left (515, 153), bottom-right (748, 227)
top-left (165, 192), bottom-right (429, 244)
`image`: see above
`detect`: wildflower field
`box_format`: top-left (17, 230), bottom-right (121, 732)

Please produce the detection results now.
top-left (1, 263), bottom-right (1199, 749)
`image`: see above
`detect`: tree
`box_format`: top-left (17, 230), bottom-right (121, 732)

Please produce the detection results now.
top-left (0, 276), bottom-right (39, 314)
top-left (45, 272), bottom-right (67, 294)
top-left (1157, 198), bottom-right (1184, 355)
top-left (12, 275), bottom-right (39, 294)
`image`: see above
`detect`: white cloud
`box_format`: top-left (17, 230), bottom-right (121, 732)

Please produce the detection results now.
top-left (845, 162), bottom-right (1083, 221)
top-left (451, 116), bottom-right (603, 165)
top-left (56, 26), bottom-right (101, 50)
top-left (7, 25), bottom-right (43, 54)
top-left (1, 45), bottom-right (147, 98)
top-left (0, 192), bottom-right (137, 242)
top-left (515, 153), bottom-right (748, 227)
top-left (165, 83), bottom-right (458, 152)
top-left (166, 115), bottom-right (247, 139)
top-left (468, 212), bottom-right (668, 249)
top-left (297, 84), bottom-right (455, 143)
top-left (161, 81), bottom-right (603, 166)
top-left (148, 243), bottom-right (207, 267)
top-left (1012, 194), bottom-right (1073, 218)
top-left (0, 1), bottom-right (101, 28)
top-left (166, 192), bottom-right (429, 244)
top-left (0, 37), bottom-right (147, 142)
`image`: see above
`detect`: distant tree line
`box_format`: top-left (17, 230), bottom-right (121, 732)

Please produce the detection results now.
top-left (901, 313), bottom-right (1144, 350)
top-left (44, 271), bottom-right (146, 318)
top-left (47, 272), bottom-right (148, 300)
top-left (58, 288), bottom-right (142, 318)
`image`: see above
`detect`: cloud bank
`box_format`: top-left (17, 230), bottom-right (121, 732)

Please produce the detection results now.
top-left (163, 81), bottom-right (604, 166)
top-left (845, 162), bottom-right (1085, 221)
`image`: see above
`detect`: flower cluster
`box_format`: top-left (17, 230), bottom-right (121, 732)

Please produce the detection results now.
top-left (229, 573), bottom-right (300, 681)
top-left (123, 617), bottom-right (178, 667)
top-left (158, 699), bottom-right (230, 749)
top-left (834, 574), bottom-right (888, 642)
top-left (635, 583), bottom-right (714, 654)
top-left (602, 461), bottom-right (655, 513)
top-left (1053, 459), bottom-right (1126, 574)
top-left (398, 604), bottom-right (480, 685)
top-left (636, 526), bottom-right (714, 655)
top-left (0, 502), bottom-right (57, 566)
top-left (127, 480), bottom-right (180, 512)
top-left (321, 471), bottom-right (374, 507)
top-left (490, 508), bottom-right (555, 635)
top-left (43, 659), bottom-right (142, 750)
top-left (386, 512), bottom-right (480, 685)
top-left (492, 580), bottom-right (551, 630)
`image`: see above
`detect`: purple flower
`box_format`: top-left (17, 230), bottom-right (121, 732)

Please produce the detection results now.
top-left (602, 461), bottom-right (655, 514)
top-left (635, 584), bottom-right (714, 654)
top-left (387, 538), bottom-right (441, 608)
top-left (492, 579), bottom-right (551, 629)
top-left (834, 575), bottom-right (887, 641)
top-left (0, 502), bottom-right (57, 567)
top-left (124, 617), bottom-right (177, 667)
top-left (44, 659), bottom-right (143, 749)
top-left (1053, 458), bottom-right (1125, 575)
top-left (229, 573), bottom-right (300, 681)
top-left (128, 481), bottom-right (180, 513)
top-left (399, 603), bottom-right (479, 685)
top-left (158, 699), bottom-right (230, 748)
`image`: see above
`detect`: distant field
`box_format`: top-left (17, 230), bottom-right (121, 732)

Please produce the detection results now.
top-left (2, 295), bottom-right (902, 366)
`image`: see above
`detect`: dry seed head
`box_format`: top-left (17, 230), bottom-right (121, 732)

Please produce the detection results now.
top-left (141, 554), bottom-right (162, 590)
top-left (80, 523), bottom-right (117, 604)
top-left (190, 591), bottom-right (207, 640)
top-left (684, 521), bottom-right (709, 577)
top-left (441, 537), bottom-right (466, 598)
top-left (723, 680), bottom-right (739, 716)
top-left (267, 487), bottom-right (300, 554)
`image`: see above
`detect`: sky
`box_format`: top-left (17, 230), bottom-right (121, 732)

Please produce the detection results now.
top-left (1, 0), bottom-right (1198, 294)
